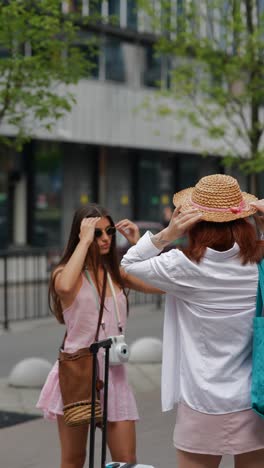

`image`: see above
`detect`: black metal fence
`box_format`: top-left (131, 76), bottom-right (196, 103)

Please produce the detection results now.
top-left (0, 248), bottom-right (162, 330)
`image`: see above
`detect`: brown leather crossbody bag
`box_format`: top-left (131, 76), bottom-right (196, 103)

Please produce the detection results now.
top-left (58, 268), bottom-right (107, 427)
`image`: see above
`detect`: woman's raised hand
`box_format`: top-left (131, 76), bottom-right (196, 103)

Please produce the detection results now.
top-left (250, 200), bottom-right (264, 235)
top-left (115, 219), bottom-right (140, 245)
top-left (250, 200), bottom-right (264, 214)
top-left (163, 207), bottom-right (202, 242)
top-left (150, 207), bottom-right (202, 250)
top-left (79, 217), bottom-right (101, 246)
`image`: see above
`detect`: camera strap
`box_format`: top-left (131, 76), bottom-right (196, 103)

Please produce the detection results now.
top-left (85, 269), bottom-right (123, 333)
top-left (107, 272), bottom-right (123, 333)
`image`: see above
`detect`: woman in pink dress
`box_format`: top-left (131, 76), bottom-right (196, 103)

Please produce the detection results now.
top-left (37, 203), bottom-right (162, 468)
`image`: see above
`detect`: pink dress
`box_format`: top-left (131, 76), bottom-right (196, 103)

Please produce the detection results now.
top-left (36, 274), bottom-right (139, 422)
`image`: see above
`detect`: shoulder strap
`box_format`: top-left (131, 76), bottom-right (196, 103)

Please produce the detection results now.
top-left (107, 272), bottom-right (123, 332)
top-left (256, 259), bottom-right (264, 317)
top-left (94, 266), bottom-right (107, 342)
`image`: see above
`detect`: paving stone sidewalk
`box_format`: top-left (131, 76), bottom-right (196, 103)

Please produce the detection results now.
top-left (0, 376), bottom-right (233, 468)
top-left (0, 305), bottom-right (233, 467)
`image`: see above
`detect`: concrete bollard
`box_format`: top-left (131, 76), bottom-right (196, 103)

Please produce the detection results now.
top-left (129, 337), bottom-right (162, 363)
top-left (8, 357), bottom-right (52, 388)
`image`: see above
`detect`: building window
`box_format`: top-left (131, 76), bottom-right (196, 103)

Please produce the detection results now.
top-left (178, 155), bottom-right (220, 190)
top-left (0, 147), bottom-right (17, 248)
top-left (143, 45), bottom-right (161, 88)
top-left (137, 157), bottom-right (161, 221)
top-left (104, 37), bottom-right (125, 82)
top-left (109, 0), bottom-right (120, 22)
top-left (258, 0), bottom-right (264, 26)
top-left (72, 32), bottom-right (100, 78)
top-left (0, 172), bottom-right (8, 248)
top-left (0, 47), bottom-right (9, 59)
top-left (89, 0), bottom-right (102, 15)
top-left (65, 0), bottom-right (83, 13)
top-left (219, 0), bottom-right (230, 51)
top-left (32, 143), bottom-right (62, 247)
top-left (177, 0), bottom-right (185, 33)
top-left (127, 0), bottom-right (137, 30)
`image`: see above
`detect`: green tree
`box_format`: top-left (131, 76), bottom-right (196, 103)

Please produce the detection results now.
top-left (139, 0), bottom-right (264, 193)
top-left (0, 0), bottom-right (95, 149)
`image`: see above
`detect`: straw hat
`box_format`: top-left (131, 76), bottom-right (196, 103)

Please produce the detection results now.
top-left (173, 174), bottom-right (258, 222)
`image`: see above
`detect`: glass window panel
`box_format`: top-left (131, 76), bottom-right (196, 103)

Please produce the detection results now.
top-left (89, 0), bottom-right (102, 15)
top-left (79, 43), bottom-right (100, 78)
top-left (161, 0), bottom-right (171, 32)
top-left (0, 47), bottom-right (10, 59)
top-left (143, 45), bottom-right (161, 88)
top-left (104, 37), bottom-right (125, 82)
top-left (72, 32), bottom-right (100, 78)
top-left (127, 0), bottom-right (137, 30)
top-left (0, 148), bottom-right (15, 248)
top-left (179, 156), bottom-right (202, 189)
top-left (178, 155), bottom-right (220, 190)
top-left (259, 0), bottom-right (264, 12)
top-left (109, 0), bottom-right (120, 18)
top-left (219, 0), bottom-right (230, 50)
top-left (257, 173), bottom-right (264, 198)
top-left (0, 172), bottom-right (8, 248)
top-left (206, 5), bottom-right (214, 40)
top-left (33, 143), bottom-right (62, 247)
top-left (258, 0), bottom-right (264, 26)
top-left (177, 0), bottom-right (185, 32)
top-left (137, 157), bottom-right (161, 221)
top-left (66, 0), bottom-right (83, 13)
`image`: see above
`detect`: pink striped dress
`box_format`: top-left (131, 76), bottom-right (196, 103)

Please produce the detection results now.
top-left (36, 274), bottom-right (139, 422)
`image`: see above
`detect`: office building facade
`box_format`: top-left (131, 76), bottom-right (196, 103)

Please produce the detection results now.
top-left (0, 1), bottom-right (244, 249)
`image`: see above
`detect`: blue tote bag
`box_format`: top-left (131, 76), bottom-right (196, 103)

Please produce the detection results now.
top-left (251, 259), bottom-right (264, 418)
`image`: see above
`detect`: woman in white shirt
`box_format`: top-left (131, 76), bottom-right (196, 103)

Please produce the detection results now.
top-left (121, 174), bottom-right (264, 468)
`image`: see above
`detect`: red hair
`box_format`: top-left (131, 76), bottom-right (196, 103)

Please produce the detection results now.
top-left (183, 219), bottom-right (264, 264)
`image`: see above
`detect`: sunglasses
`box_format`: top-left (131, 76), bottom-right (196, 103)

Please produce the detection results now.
top-left (94, 226), bottom-right (116, 238)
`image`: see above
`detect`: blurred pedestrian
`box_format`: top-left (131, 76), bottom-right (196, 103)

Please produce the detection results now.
top-left (37, 203), bottom-right (162, 468)
top-left (121, 174), bottom-right (264, 468)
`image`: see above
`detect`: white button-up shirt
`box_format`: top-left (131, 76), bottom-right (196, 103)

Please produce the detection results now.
top-left (121, 232), bottom-right (258, 414)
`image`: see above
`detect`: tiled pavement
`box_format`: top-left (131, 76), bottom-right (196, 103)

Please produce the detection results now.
top-left (0, 306), bottom-right (233, 467)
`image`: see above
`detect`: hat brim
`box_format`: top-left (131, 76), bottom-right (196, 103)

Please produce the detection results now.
top-left (173, 188), bottom-right (258, 222)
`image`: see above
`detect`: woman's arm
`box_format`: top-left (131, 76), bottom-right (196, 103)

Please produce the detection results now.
top-left (55, 217), bottom-right (100, 299)
top-left (120, 267), bottom-right (165, 294)
top-left (151, 207), bottom-right (201, 249)
top-left (121, 208), bottom-right (201, 293)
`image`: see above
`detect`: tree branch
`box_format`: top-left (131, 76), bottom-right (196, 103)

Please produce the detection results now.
top-left (185, 92), bottom-right (243, 157)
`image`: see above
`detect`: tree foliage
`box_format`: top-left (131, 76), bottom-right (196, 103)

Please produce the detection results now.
top-left (0, 0), bottom-right (95, 148)
top-left (138, 0), bottom-right (264, 187)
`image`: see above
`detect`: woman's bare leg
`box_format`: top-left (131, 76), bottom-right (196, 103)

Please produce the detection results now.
top-left (177, 449), bottom-right (222, 468)
top-left (235, 448), bottom-right (264, 468)
top-left (57, 415), bottom-right (89, 468)
top-left (107, 420), bottom-right (136, 463)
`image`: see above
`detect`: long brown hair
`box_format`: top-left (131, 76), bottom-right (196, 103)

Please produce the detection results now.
top-left (49, 203), bottom-right (128, 324)
top-left (183, 218), bottom-right (264, 264)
